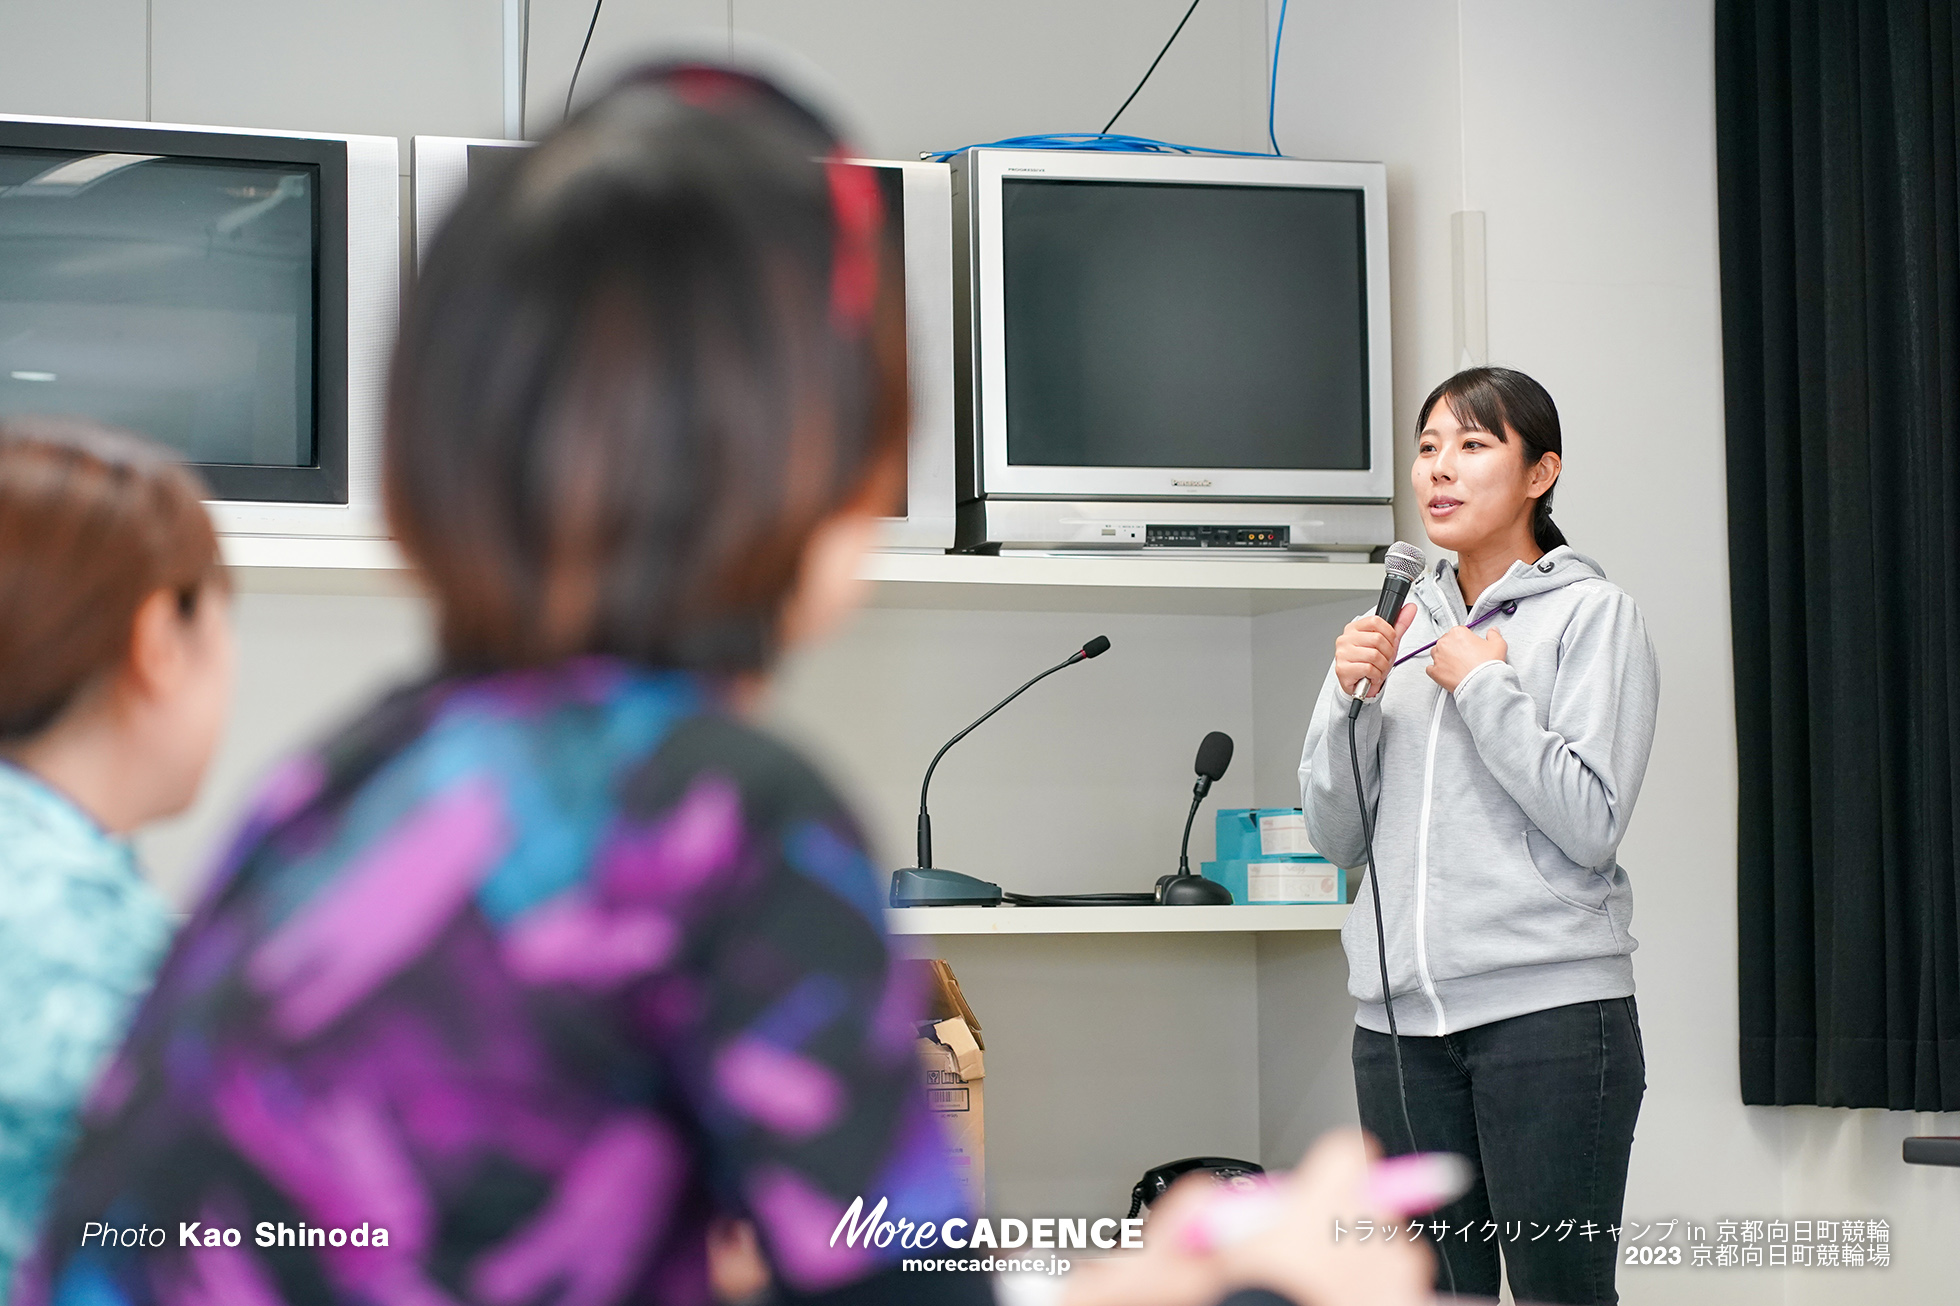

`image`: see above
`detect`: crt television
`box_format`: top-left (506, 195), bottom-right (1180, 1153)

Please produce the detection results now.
top-left (412, 137), bottom-right (957, 552)
top-left (950, 148), bottom-right (1394, 557)
top-left (0, 115), bottom-right (399, 538)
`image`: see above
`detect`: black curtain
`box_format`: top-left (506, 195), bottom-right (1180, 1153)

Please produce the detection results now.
top-left (1720, 0), bottom-right (1960, 1109)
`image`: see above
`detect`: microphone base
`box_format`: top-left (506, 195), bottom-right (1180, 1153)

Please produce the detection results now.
top-left (890, 867), bottom-right (1005, 908)
top-left (1155, 873), bottom-right (1235, 906)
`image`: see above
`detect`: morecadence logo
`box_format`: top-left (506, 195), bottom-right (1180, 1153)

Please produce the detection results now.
top-left (830, 1197), bottom-right (1143, 1255)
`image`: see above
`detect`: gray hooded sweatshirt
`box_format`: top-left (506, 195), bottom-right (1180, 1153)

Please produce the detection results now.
top-left (1299, 546), bottom-right (1660, 1036)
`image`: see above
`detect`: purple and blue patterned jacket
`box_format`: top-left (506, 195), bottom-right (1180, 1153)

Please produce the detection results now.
top-left (16, 660), bottom-right (972, 1306)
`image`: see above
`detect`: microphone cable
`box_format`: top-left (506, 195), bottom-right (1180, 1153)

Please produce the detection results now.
top-left (1349, 709), bottom-right (1458, 1297)
top-left (1005, 891), bottom-right (1156, 906)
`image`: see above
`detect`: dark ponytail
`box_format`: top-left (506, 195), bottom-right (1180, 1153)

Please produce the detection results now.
top-left (1414, 366), bottom-right (1567, 553)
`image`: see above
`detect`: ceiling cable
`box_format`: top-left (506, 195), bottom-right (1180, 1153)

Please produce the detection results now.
top-left (1103, 0), bottom-right (1204, 136)
top-left (566, 0), bottom-right (606, 121)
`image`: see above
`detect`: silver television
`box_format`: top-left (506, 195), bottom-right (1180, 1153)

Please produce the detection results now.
top-left (412, 137), bottom-right (957, 553)
top-left (950, 148), bottom-right (1395, 557)
top-left (408, 135), bottom-right (519, 272)
top-left (0, 115), bottom-right (399, 539)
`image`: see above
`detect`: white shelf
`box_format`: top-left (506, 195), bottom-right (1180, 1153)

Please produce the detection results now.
top-left (884, 903), bottom-right (1349, 935)
top-left (220, 534), bottom-right (416, 595)
top-left (221, 534), bottom-right (404, 570)
top-left (218, 536), bottom-right (1382, 612)
top-left (860, 552), bottom-right (1380, 614)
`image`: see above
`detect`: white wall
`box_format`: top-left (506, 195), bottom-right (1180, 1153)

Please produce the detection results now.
top-left (0, 0), bottom-right (1270, 161)
top-left (921, 931), bottom-right (1264, 1219)
top-left (0, 0), bottom-right (146, 120)
top-left (541, 0), bottom-right (1271, 162)
top-left (768, 605), bottom-right (1258, 894)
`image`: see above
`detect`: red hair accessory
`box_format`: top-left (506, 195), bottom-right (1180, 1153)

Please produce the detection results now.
top-left (825, 156), bottom-right (884, 333)
top-left (661, 65), bottom-right (751, 109)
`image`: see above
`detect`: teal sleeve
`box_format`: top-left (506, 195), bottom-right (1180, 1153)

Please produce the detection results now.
top-left (0, 837), bottom-right (170, 1295)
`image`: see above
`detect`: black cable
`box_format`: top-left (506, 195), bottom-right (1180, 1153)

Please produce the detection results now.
top-left (520, 0), bottom-right (532, 139)
top-left (566, 0), bottom-right (605, 121)
top-left (1102, 0), bottom-right (1204, 135)
top-left (1004, 892), bottom-right (1157, 906)
top-left (1349, 710), bottom-right (1456, 1298)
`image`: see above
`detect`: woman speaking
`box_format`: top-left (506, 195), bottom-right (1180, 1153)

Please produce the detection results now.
top-left (1300, 367), bottom-right (1659, 1306)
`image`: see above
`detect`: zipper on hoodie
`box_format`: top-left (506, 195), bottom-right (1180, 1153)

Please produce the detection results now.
top-left (1413, 678), bottom-right (1450, 1035)
top-left (1401, 555), bottom-right (1567, 1037)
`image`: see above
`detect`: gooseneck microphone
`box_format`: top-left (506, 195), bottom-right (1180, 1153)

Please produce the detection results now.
top-left (1348, 541), bottom-right (1428, 720)
top-left (889, 636), bottom-right (1111, 907)
top-left (914, 634), bottom-right (1108, 869)
top-left (1179, 731), bottom-right (1234, 875)
top-left (1157, 731), bottom-right (1236, 906)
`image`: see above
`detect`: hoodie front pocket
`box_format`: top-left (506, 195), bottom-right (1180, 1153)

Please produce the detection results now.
top-left (1522, 828), bottom-right (1611, 914)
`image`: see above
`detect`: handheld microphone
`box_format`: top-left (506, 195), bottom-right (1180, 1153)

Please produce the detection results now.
top-left (1348, 541), bottom-right (1427, 719)
top-left (889, 636), bottom-right (1111, 907)
top-left (1158, 730), bottom-right (1236, 906)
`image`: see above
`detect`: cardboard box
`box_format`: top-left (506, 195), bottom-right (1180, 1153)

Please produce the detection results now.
top-left (909, 959), bottom-right (985, 1209)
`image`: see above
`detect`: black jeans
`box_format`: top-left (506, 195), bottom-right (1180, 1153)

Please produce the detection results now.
top-left (1352, 997), bottom-right (1645, 1306)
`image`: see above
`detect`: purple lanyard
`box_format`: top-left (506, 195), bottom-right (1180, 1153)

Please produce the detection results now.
top-left (1391, 599), bottom-right (1519, 668)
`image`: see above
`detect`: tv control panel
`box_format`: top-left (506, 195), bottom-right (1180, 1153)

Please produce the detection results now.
top-left (1144, 525), bottom-right (1291, 549)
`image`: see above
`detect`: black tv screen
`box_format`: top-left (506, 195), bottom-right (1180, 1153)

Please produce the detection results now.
top-left (0, 123), bottom-right (349, 503)
top-left (1000, 178), bottom-right (1369, 471)
top-left (0, 149), bottom-right (314, 464)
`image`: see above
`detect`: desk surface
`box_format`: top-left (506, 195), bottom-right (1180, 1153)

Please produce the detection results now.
top-left (885, 903), bottom-right (1349, 935)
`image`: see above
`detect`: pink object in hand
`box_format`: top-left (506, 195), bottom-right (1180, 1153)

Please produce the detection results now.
top-left (1362, 1153), bottom-right (1475, 1218)
top-left (1177, 1152), bottom-right (1474, 1253)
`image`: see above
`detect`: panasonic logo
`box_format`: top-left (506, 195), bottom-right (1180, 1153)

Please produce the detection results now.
top-left (1171, 479), bottom-right (1213, 487)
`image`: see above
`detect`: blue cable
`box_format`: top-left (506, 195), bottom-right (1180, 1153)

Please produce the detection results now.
top-left (1268, 0), bottom-right (1290, 155)
top-left (925, 0), bottom-right (1295, 163)
top-left (920, 132), bottom-right (1274, 164)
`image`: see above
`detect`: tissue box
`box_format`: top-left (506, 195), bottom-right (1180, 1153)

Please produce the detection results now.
top-left (1210, 810), bottom-right (1340, 902)
top-left (1215, 808), bottom-right (1320, 861)
top-left (1202, 859), bottom-right (1345, 905)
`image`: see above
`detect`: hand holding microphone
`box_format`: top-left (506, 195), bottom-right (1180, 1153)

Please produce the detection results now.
top-left (1340, 542), bottom-right (1427, 719)
top-left (1336, 606), bottom-right (1416, 700)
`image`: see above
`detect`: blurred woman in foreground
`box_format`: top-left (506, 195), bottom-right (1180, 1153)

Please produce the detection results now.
top-left (0, 421), bottom-right (233, 1298)
top-left (18, 64), bottom-right (1439, 1306)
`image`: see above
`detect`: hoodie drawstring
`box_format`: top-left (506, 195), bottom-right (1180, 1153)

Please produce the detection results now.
top-left (1392, 599), bottom-right (1519, 670)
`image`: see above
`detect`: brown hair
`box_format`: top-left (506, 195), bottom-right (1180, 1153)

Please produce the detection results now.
top-left (387, 63), bottom-right (907, 675)
top-left (1415, 366), bottom-right (1568, 552)
top-left (0, 418), bottom-right (225, 741)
